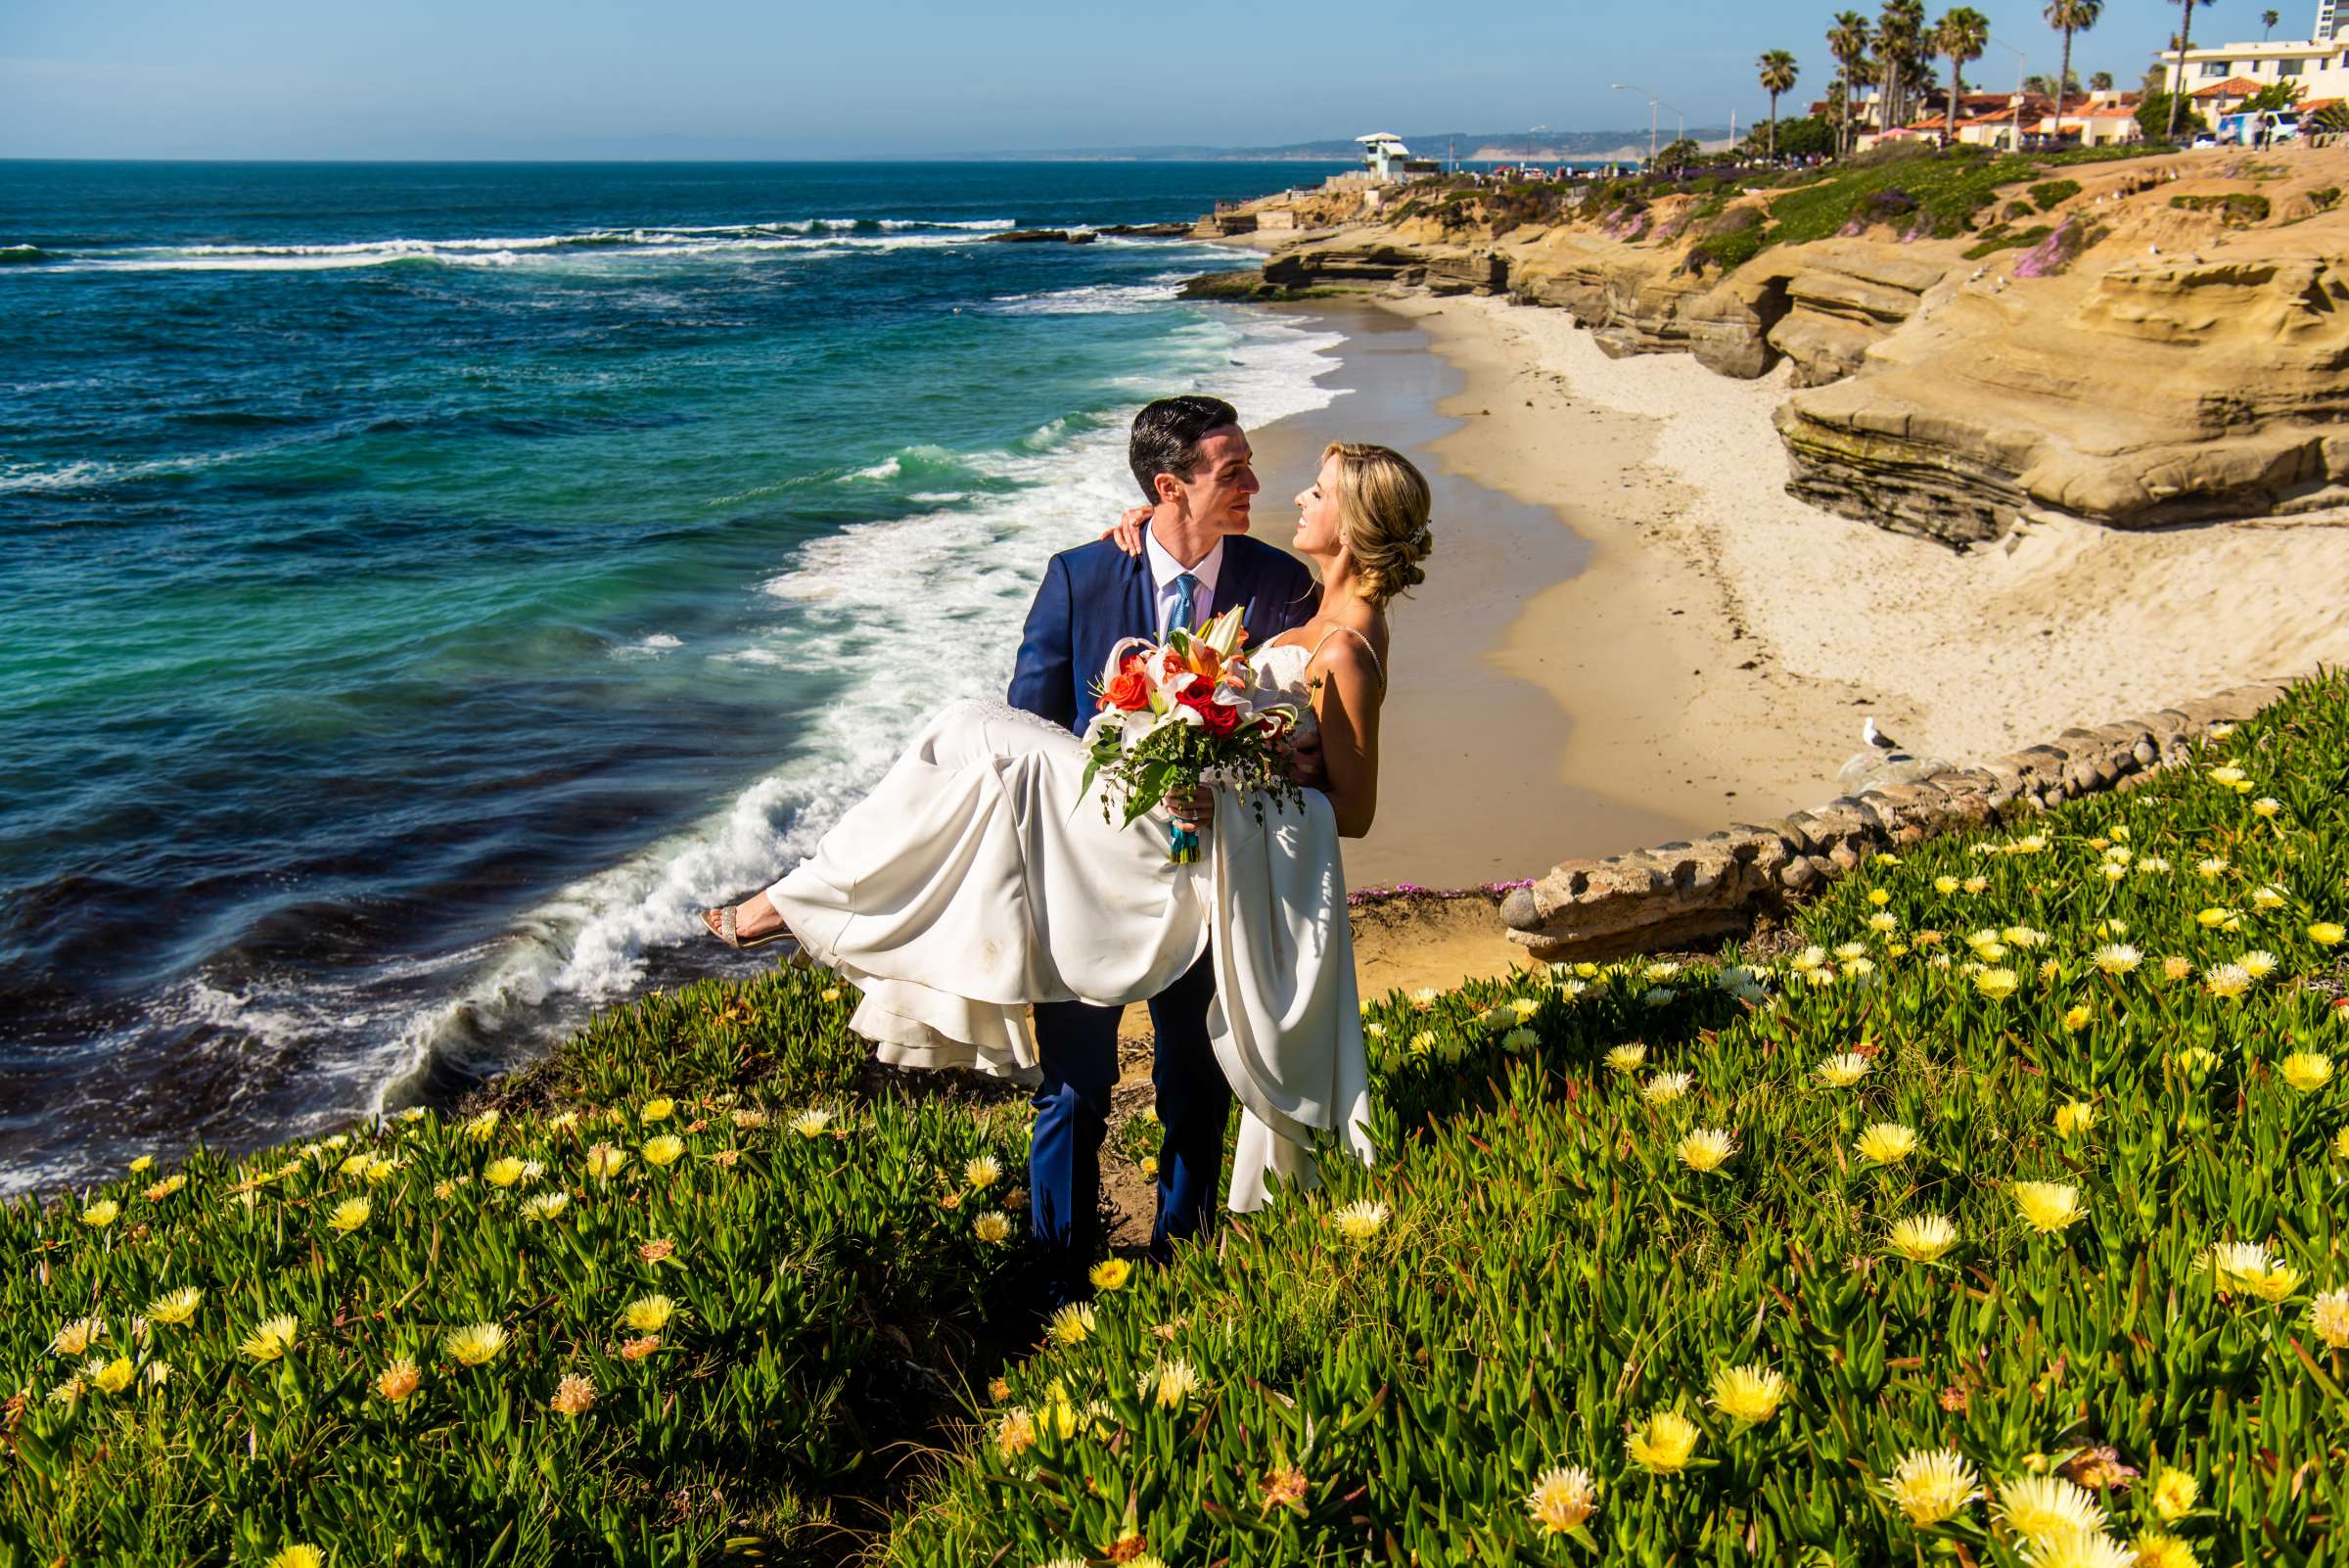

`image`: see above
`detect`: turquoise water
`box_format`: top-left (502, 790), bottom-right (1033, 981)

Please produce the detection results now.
top-left (0, 161), bottom-right (1350, 1191)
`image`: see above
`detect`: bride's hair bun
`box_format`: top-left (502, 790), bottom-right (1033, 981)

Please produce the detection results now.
top-left (1322, 441), bottom-right (1434, 606)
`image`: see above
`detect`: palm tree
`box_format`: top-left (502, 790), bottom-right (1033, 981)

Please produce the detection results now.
top-left (2167, 0), bottom-right (2209, 139)
top-left (1827, 11), bottom-right (1875, 154)
top-left (2090, 69), bottom-right (2114, 91)
top-left (1757, 50), bottom-right (1801, 157)
top-left (1935, 8), bottom-right (1990, 144)
top-left (1877, 0), bottom-right (1928, 130)
top-left (2044, 0), bottom-right (2103, 118)
top-left (2263, 9), bottom-right (2280, 40)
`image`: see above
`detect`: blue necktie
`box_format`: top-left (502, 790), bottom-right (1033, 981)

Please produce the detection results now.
top-left (1172, 572), bottom-right (1198, 635)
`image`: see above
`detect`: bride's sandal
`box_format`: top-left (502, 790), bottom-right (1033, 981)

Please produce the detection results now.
top-left (702, 905), bottom-right (794, 950)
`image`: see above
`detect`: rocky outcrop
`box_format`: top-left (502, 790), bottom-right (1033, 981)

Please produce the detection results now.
top-left (1776, 248), bottom-right (2349, 542)
top-left (1259, 239), bottom-right (1509, 295)
top-left (1499, 681), bottom-right (2293, 961)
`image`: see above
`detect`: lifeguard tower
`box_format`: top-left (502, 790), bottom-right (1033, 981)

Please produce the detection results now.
top-left (1357, 132), bottom-right (1411, 183)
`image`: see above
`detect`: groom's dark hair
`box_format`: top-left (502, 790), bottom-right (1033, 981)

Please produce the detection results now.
top-left (1128, 395), bottom-right (1240, 502)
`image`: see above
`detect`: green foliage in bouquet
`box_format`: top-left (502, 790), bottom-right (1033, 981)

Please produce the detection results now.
top-left (888, 673), bottom-right (2349, 1567)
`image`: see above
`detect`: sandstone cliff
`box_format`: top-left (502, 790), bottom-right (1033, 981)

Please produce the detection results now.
top-left (1225, 147), bottom-right (2349, 541)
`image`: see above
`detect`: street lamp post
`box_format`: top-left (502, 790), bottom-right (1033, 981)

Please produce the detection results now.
top-left (1612, 82), bottom-right (1660, 161)
top-left (1985, 36), bottom-right (2029, 152)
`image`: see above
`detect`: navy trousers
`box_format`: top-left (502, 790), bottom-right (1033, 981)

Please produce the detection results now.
top-left (1028, 950), bottom-right (1228, 1297)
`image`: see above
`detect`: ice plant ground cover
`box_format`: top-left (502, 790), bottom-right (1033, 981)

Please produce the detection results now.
top-left (1, 974), bottom-right (1039, 1563)
top-left (888, 673), bottom-right (2349, 1566)
top-left (6, 674), bottom-right (2348, 1565)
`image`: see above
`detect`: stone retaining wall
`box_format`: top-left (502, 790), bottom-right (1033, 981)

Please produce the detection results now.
top-left (1497, 680), bottom-right (2298, 961)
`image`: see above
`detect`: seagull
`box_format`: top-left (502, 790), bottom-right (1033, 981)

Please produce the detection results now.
top-left (1864, 716), bottom-right (1899, 751)
top-left (2148, 243), bottom-right (2161, 256)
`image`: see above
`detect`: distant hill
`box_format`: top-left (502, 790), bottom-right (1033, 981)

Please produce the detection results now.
top-left (992, 127), bottom-right (1739, 162)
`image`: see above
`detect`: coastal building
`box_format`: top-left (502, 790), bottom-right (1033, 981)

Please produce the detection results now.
top-left (2157, 1), bottom-right (2349, 108)
top-left (1358, 133), bottom-right (1412, 183)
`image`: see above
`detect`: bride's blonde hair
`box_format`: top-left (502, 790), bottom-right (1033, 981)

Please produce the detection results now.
top-left (1322, 441), bottom-right (1433, 605)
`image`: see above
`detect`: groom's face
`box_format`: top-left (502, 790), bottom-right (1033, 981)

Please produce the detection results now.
top-left (1175, 425), bottom-right (1260, 534)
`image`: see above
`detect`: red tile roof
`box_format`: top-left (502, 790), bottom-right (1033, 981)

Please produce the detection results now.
top-left (2191, 76), bottom-right (2265, 98)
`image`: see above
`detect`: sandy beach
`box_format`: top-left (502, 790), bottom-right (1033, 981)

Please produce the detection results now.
top-left (1318, 287), bottom-right (2349, 880)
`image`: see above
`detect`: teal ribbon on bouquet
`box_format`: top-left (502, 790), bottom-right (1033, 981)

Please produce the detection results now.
top-left (1167, 821), bottom-right (1201, 864)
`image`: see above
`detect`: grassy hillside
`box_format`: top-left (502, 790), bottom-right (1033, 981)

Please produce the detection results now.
top-left (8, 673), bottom-right (2347, 1566)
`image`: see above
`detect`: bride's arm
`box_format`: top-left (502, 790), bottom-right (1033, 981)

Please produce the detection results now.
top-left (1307, 642), bottom-right (1383, 839)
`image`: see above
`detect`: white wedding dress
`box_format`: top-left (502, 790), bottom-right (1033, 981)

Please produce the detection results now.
top-left (763, 638), bottom-right (1372, 1211)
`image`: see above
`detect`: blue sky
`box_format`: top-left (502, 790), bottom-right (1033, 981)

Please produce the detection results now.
top-left (0, 0), bottom-right (2306, 159)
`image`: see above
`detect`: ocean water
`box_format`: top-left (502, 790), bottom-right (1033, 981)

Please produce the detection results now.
top-left (0, 161), bottom-right (1351, 1193)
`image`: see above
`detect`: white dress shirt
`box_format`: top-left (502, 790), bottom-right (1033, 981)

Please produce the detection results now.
top-left (1142, 529), bottom-right (1224, 637)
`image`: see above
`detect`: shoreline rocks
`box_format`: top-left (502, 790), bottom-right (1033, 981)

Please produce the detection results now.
top-left (1498, 679), bottom-right (2294, 961)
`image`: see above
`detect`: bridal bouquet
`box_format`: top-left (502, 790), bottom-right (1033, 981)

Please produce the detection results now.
top-left (1079, 606), bottom-right (1306, 862)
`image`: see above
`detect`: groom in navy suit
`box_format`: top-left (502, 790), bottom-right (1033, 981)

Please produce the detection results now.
top-left (1006, 395), bottom-right (1317, 1299)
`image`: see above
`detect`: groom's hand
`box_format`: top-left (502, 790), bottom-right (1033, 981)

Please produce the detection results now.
top-left (1166, 783), bottom-right (1216, 830)
top-left (1288, 733), bottom-right (1329, 789)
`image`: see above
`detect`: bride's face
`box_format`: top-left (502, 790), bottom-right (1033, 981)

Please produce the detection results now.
top-left (1291, 456), bottom-right (1348, 563)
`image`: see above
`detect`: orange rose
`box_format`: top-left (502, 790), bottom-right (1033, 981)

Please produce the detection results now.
top-left (1100, 656), bottom-right (1152, 713)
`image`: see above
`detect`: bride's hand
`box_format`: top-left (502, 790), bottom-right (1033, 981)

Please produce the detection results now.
top-left (1287, 732), bottom-right (1329, 789)
top-left (1100, 507), bottom-right (1150, 557)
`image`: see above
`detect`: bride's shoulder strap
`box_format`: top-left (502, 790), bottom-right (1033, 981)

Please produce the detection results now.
top-left (1306, 624), bottom-right (1385, 692)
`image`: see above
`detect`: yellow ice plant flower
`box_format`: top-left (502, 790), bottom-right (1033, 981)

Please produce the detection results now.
top-left (1934, 875), bottom-right (1960, 895)
top-left (2147, 1467), bottom-right (2199, 1522)
top-left (1144, 1358), bottom-right (1201, 1409)
top-left (1605, 1043), bottom-right (1647, 1074)
top-left (464, 1108), bottom-right (500, 1139)
top-left (2195, 906), bottom-right (2241, 932)
top-left (992, 1405), bottom-right (1038, 1458)
top-left (1972, 968), bottom-right (2018, 1000)
top-left (550, 1373), bottom-right (596, 1418)
top-left (81, 1199), bottom-right (120, 1228)
top-left (1868, 911), bottom-right (1898, 933)
top-left (1856, 1122), bottom-right (1918, 1167)
top-left (2309, 920), bottom-right (2346, 945)
top-left (1816, 1052), bottom-right (1870, 1087)
top-left (2252, 885), bottom-right (2287, 910)
top-left (2133, 1532), bottom-right (2199, 1568)
top-left (2200, 1240), bottom-right (2276, 1293)
top-left (1330, 1199), bottom-right (1390, 1240)
top-left (2252, 797), bottom-right (2281, 817)
top-left (1502, 1026), bottom-right (1539, 1053)
top-left (641, 1134), bottom-right (684, 1167)
top-left (1885, 1448), bottom-right (1979, 1527)
top-left (2091, 945), bottom-right (2140, 974)
top-left (972, 1210), bottom-right (1013, 1245)
top-left (1406, 1031), bottom-right (1436, 1056)
top-left (2308, 1288), bottom-right (2349, 1350)
top-left (1706, 1363), bottom-right (1784, 1424)
top-left (51, 1315), bottom-right (104, 1358)
top-left (1044, 1303), bottom-right (1095, 1347)
top-left (1676, 1128), bottom-right (1736, 1174)
top-left (1525, 1466), bottom-right (1600, 1534)
top-left (522, 1191), bottom-right (569, 1222)
top-left (1511, 995), bottom-right (1541, 1019)
top-left (2053, 1101), bottom-right (2097, 1138)
top-left (1088, 1258), bottom-right (1132, 1292)
top-left (2203, 964), bottom-right (2252, 999)
top-left (1888, 1213), bottom-right (1958, 1263)
top-left (239, 1314), bottom-right (299, 1362)
top-left (85, 1356), bottom-right (136, 1395)
top-left (2062, 1005), bottom-right (2092, 1033)
top-left (1642, 1071), bottom-right (1693, 1105)
top-left (1997, 1474), bottom-right (2106, 1545)
top-left (622, 1294), bottom-right (674, 1333)
top-left (2280, 1051), bottom-right (2335, 1092)
top-left (1624, 1408), bottom-right (1699, 1474)
top-left (2027, 1530), bottom-right (2137, 1568)
top-left (375, 1358), bottom-right (422, 1403)
top-left (789, 1108), bottom-right (832, 1137)
top-left (2162, 955), bottom-right (2194, 982)
top-left (1833, 942), bottom-right (1868, 962)
top-left (327, 1197), bottom-right (371, 1234)
top-left (1790, 945), bottom-right (1826, 973)
top-left (442, 1321), bottom-right (507, 1366)
top-left (1962, 875), bottom-right (1989, 894)
top-left (484, 1156), bottom-right (528, 1188)
top-left (145, 1173), bottom-right (188, 1201)
top-left (2238, 949), bottom-right (2279, 981)
top-left (2011, 1180), bottom-right (2087, 1234)
top-left (263, 1546), bottom-right (324, 1568)
top-left (585, 1142), bottom-right (628, 1179)
top-left (128, 1154), bottom-right (154, 1174)
top-left (2197, 856), bottom-right (2232, 879)
top-left (963, 1154), bottom-right (1002, 1190)
top-left (145, 1287), bottom-right (203, 1327)
top-left (639, 1096), bottom-right (674, 1124)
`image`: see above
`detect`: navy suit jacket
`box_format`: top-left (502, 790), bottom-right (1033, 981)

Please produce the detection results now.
top-left (1007, 535), bottom-right (1320, 731)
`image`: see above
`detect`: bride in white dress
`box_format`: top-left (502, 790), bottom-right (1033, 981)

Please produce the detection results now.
top-left (702, 442), bottom-right (1433, 1211)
